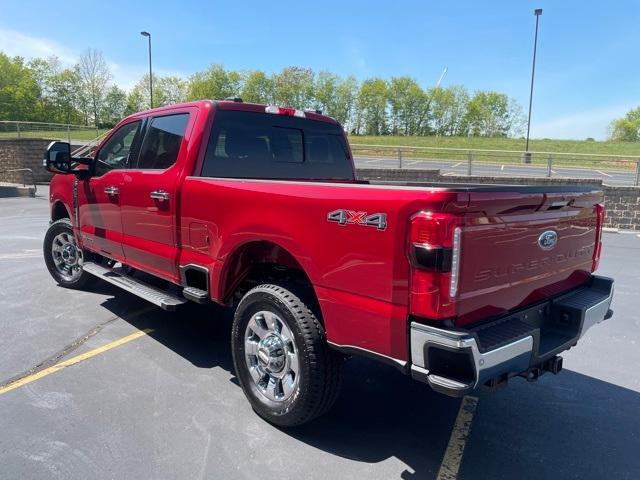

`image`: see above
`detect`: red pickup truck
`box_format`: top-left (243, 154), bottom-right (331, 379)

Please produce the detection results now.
top-left (43, 99), bottom-right (614, 426)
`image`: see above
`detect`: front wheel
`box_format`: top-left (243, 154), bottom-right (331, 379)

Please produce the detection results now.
top-left (43, 218), bottom-right (95, 289)
top-left (231, 284), bottom-right (343, 427)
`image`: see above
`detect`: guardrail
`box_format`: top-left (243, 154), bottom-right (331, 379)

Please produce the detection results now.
top-left (0, 121), bottom-right (104, 143)
top-left (350, 144), bottom-right (640, 186)
top-left (0, 168), bottom-right (37, 195)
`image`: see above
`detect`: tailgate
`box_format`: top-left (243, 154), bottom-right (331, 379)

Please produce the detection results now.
top-left (455, 189), bottom-right (601, 327)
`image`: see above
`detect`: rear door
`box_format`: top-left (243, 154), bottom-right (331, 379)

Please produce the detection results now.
top-left (119, 110), bottom-right (193, 282)
top-left (78, 120), bottom-right (142, 261)
top-left (455, 189), bottom-right (601, 326)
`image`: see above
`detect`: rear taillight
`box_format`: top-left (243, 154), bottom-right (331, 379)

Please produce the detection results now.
top-left (265, 105), bottom-right (305, 117)
top-left (408, 212), bottom-right (462, 320)
top-left (592, 203), bottom-right (605, 272)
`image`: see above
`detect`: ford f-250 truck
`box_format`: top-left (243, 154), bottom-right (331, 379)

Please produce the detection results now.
top-left (43, 99), bottom-right (614, 426)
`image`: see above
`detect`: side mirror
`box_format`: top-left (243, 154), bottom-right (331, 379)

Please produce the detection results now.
top-left (44, 141), bottom-right (72, 174)
top-left (43, 141), bottom-right (93, 177)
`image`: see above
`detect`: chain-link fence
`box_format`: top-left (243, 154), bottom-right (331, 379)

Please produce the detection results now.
top-left (350, 144), bottom-right (640, 186)
top-left (0, 121), bottom-right (106, 143)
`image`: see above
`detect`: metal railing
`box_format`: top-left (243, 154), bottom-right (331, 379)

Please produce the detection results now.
top-left (350, 144), bottom-right (640, 186)
top-left (0, 168), bottom-right (37, 195)
top-left (0, 121), bottom-right (105, 143)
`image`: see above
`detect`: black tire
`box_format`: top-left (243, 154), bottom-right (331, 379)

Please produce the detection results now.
top-left (43, 218), bottom-right (95, 289)
top-left (231, 284), bottom-right (342, 427)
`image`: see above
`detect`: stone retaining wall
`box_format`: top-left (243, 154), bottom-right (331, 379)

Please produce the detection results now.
top-left (0, 139), bottom-right (53, 183)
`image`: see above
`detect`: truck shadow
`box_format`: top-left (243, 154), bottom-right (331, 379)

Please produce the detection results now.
top-left (103, 297), bottom-right (640, 480)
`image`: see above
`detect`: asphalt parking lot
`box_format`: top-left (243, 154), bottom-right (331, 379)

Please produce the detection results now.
top-left (354, 156), bottom-right (638, 186)
top-left (1, 187), bottom-right (639, 480)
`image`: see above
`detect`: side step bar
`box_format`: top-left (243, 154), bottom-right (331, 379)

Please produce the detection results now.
top-left (82, 262), bottom-right (187, 311)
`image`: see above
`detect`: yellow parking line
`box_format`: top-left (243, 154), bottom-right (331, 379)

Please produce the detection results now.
top-left (437, 395), bottom-right (479, 480)
top-left (0, 329), bottom-right (154, 396)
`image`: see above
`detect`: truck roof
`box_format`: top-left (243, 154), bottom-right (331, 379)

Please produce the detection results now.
top-left (121, 99), bottom-right (339, 125)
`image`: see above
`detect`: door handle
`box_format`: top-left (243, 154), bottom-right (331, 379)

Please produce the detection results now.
top-left (104, 186), bottom-right (119, 195)
top-left (150, 190), bottom-right (170, 201)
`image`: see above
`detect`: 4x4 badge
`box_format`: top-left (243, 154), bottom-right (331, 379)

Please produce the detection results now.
top-left (327, 210), bottom-right (387, 231)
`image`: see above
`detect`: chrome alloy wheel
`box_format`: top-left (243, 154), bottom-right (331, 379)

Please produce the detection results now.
top-left (51, 232), bottom-right (82, 282)
top-left (244, 310), bottom-right (300, 402)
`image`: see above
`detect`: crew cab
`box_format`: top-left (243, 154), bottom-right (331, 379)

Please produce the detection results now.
top-left (43, 99), bottom-right (614, 426)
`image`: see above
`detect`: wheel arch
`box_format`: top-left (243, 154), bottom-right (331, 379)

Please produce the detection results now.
top-left (218, 240), bottom-right (322, 322)
top-left (51, 200), bottom-right (71, 222)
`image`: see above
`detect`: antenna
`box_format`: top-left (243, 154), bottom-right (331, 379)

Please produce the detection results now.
top-left (436, 67), bottom-right (448, 88)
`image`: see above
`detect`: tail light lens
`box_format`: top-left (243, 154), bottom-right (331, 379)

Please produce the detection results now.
top-left (592, 203), bottom-right (605, 272)
top-left (408, 212), bottom-right (462, 320)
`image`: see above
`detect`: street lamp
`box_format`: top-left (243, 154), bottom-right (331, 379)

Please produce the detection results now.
top-left (523, 8), bottom-right (542, 164)
top-left (140, 31), bottom-right (153, 109)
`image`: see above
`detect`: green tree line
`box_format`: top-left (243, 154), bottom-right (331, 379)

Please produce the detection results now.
top-left (1, 49), bottom-right (527, 137)
top-left (610, 107), bottom-right (640, 142)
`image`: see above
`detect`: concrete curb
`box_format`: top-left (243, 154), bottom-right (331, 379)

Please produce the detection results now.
top-left (0, 184), bottom-right (36, 198)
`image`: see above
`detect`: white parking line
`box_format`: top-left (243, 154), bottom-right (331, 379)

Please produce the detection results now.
top-left (437, 396), bottom-right (479, 480)
top-left (443, 172), bottom-right (457, 177)
top-left (451, 162), bottom-right (462, 168)
top-left (500, 165), bottom-right (504, 171)
top-left (596, 170), bottom-right (612, 178)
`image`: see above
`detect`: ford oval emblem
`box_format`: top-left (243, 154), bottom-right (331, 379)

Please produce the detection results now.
top-left (538, 230), bottom-right (558, 250)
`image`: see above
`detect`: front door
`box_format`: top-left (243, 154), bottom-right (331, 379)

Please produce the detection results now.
top-left (119, 112), bottom-right (192, 282)
top-left (78, 120), bottom-right (142, 261)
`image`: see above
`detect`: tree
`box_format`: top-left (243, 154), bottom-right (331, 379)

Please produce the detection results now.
top-left (428, 85), bottom-right (470, 136)
top-left (78, 49), bottom-right (112, 125)
top-left (0, 53), bottom-right (41, 121)
top-left (332, 76), bottom-right (358, 130)
top-left (157, 76), bottom-right (187, 105)
top-left (272, 66), bottom-right (314, 109)
top-left (356, 78), bottom-right (389, 135)
top-left (465, 91), bottom-right (522, 137)
top-left (388, 77), bottom-right (429, 135)
top-left (609, 107), bottom-right (640, 141)
top-left (101, 85), bottom-right (127, 127)
top-left (241, 70), bottom-right (273, 104)
top-left (187, 64), bottom-right (242, 101)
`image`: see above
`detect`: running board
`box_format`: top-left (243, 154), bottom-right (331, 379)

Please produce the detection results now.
top-left (82, 262), bottom-right (187, 311)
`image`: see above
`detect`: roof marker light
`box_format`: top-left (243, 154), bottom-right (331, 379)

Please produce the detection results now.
top-left (265, 105), bottom-right (305, 118)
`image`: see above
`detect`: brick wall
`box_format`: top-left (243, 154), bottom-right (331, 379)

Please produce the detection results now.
top-left (356, 168), bottom-right (640, 231)
top-left (0, 139), bottom-right (53, 183)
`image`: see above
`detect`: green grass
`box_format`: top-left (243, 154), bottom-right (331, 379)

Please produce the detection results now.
top-left (347, 135), bottom-right (640, 170)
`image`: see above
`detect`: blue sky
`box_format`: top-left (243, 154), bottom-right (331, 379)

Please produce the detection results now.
top-left (1, 0), bottom-right (638, 139)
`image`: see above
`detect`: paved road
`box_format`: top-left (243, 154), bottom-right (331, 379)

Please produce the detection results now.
top-left (1, 188), bottom-right (639, 479)
top-left (354, 156), bottom-right (639, 186)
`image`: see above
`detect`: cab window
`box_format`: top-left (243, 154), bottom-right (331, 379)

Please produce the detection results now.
top-left (136, 114), bottom-right (190, 170)
top-left (94, 121), bottom-right (142, 177)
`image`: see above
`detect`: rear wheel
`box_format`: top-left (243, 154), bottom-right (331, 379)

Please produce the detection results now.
top-left (43, 218), bottom-right (95, 289)
top-left (231, 284), bottom-right (342, 427)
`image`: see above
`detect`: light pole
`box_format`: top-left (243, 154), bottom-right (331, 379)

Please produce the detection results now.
top-left (140, 31), bottom-right (153, 109)
top-left (523, 8), bottom-right (542, 164)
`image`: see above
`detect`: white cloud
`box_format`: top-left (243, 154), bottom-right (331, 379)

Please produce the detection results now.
top-left (530, 104), bottom-right (632, 141)
top-left (0, 27), bottom-right (77, 65)
top-left (0, 27), bottom-right (186, 91)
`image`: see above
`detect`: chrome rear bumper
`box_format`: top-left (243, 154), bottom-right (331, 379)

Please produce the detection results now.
top-left (410, 275), bottom-right (614, 397)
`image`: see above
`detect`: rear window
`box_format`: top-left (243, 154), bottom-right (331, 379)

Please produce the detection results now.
top-left (201, 110), bottom-right (353, 180)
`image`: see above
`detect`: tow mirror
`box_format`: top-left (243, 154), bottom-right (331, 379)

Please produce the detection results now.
top-left (43, 141), bottom-right (93, 177)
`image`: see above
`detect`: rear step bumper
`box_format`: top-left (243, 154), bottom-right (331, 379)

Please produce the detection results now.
top-left (409, 275), bottom-right (614, 397)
